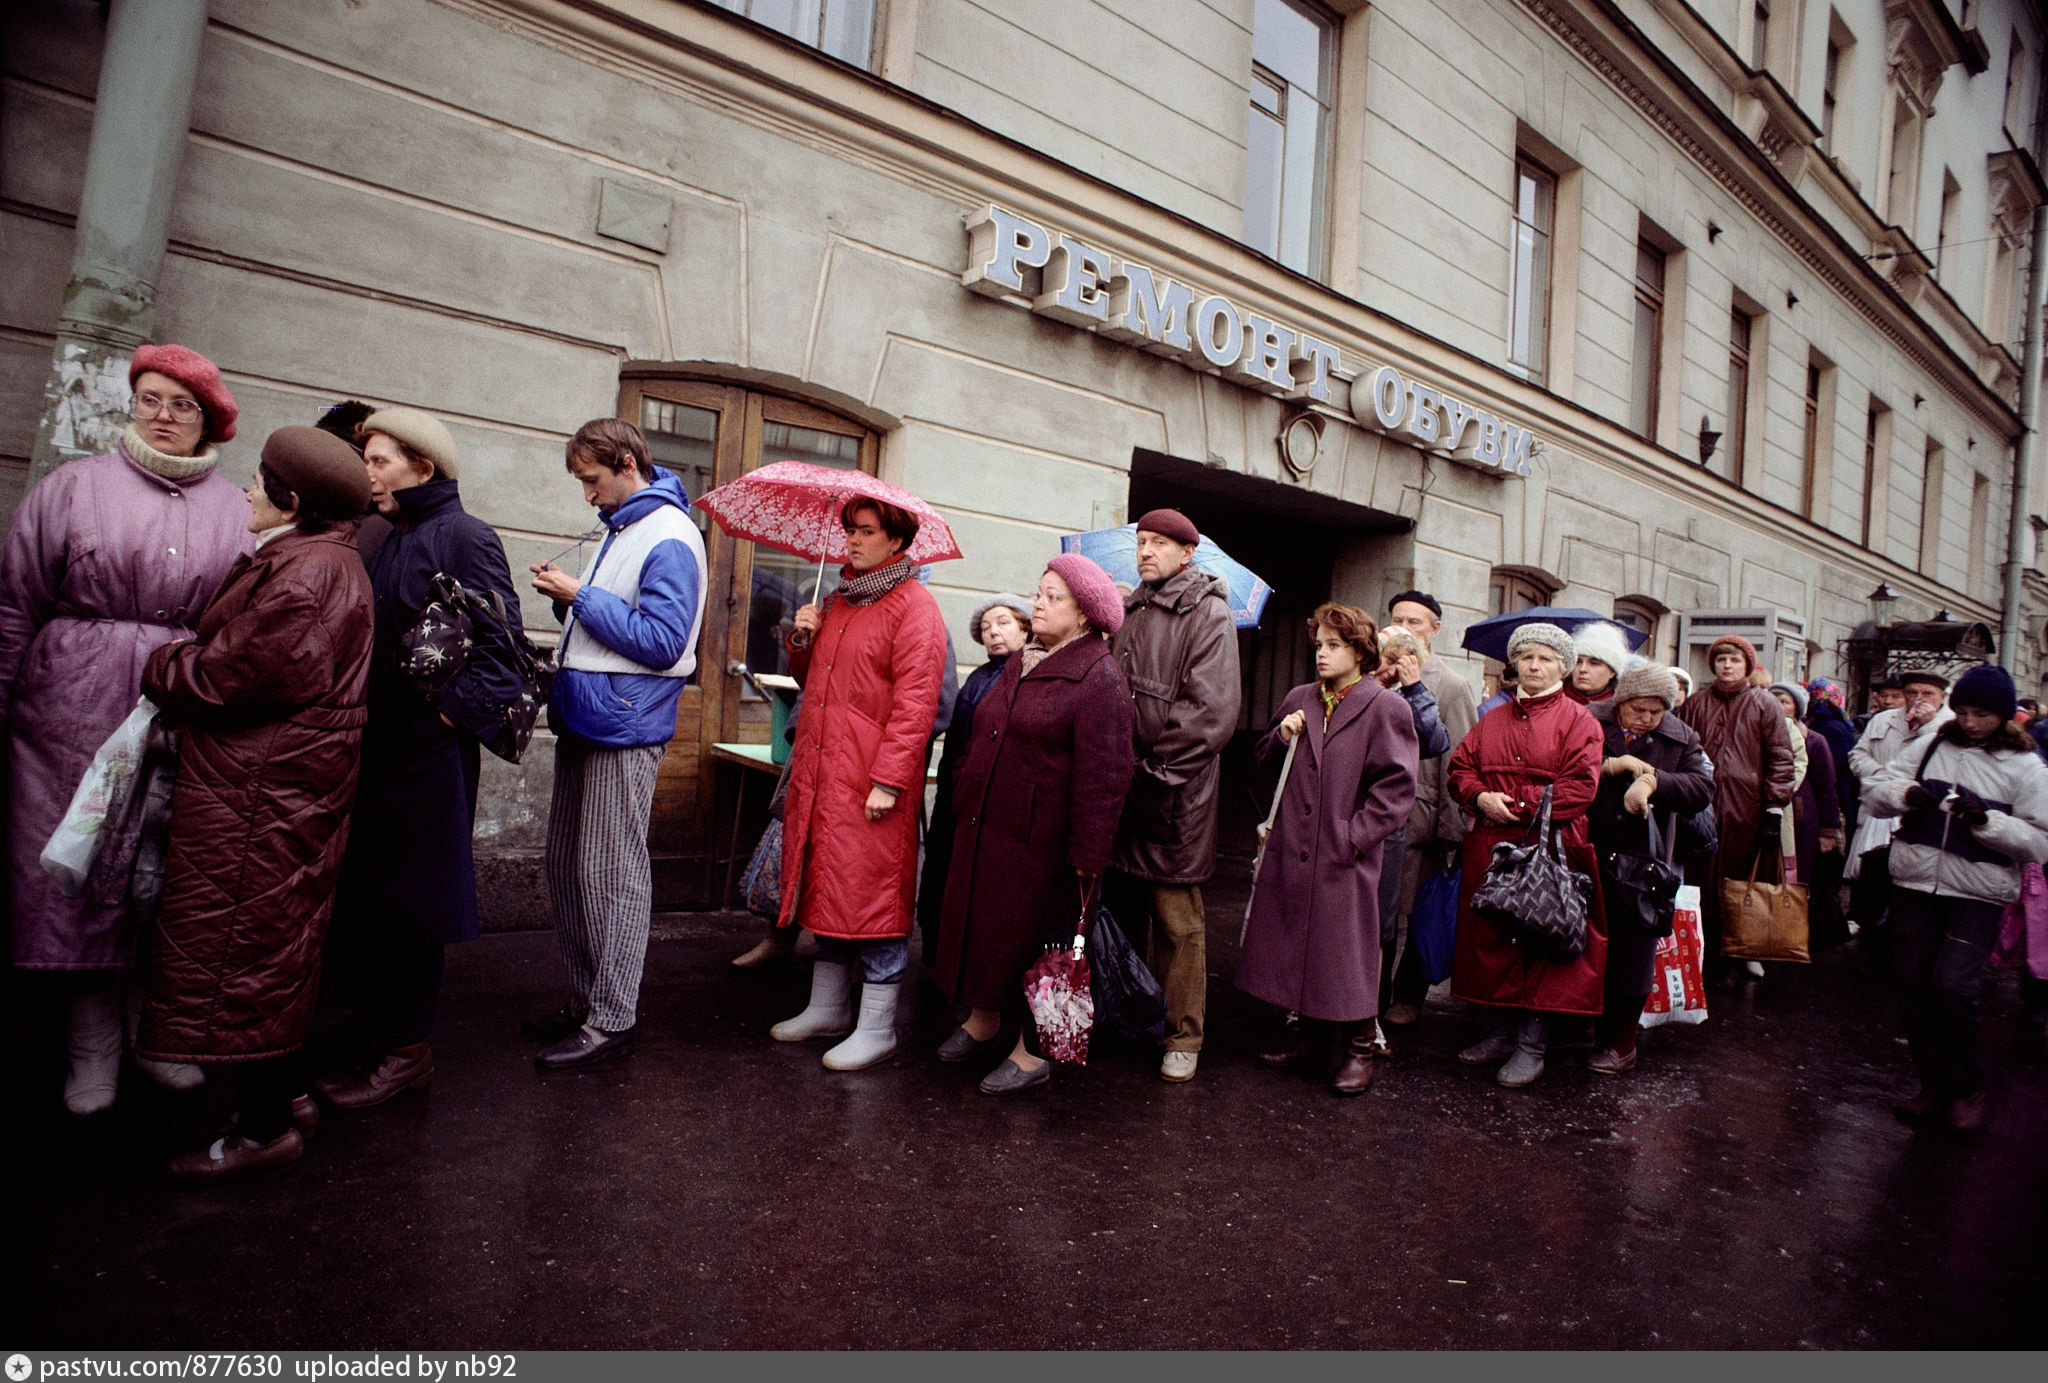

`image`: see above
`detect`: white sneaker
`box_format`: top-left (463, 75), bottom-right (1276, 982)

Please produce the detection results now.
top-left (1159, 1050), bottom-right (1199, 1082)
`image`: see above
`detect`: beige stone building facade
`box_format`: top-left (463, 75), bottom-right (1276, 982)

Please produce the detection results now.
top-left (4, 0), bottom-right (2044, 908)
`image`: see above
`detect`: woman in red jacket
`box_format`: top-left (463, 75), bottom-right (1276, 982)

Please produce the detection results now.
top-left (769, 497), bottom-right (948, 1071)
top-left (1447, 622), bottom-right (1606, 1088)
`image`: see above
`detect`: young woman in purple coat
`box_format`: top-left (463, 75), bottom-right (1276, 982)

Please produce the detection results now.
top-left (1236, 604), bottom-right (1417, 1096)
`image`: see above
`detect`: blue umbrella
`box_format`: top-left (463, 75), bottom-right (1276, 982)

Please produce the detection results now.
top-left (1059, 525), bottom-right (1274, 629)
top-left (1459, 607), bottom-right (1647, 663)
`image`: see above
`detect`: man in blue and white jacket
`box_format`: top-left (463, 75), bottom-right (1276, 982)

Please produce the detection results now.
top-left (525, 418), bottom-right (705, 1069)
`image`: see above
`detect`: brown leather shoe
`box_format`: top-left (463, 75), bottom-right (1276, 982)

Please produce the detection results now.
top-left (1893, 1086), bottom-right (1949, 1125)
top-left (732, 930), bottom-right (797, 969)
top-left (1945, 1090), bottom-right (1988, 1132)
top-left (1259, 1034), bottom-right (1314, 1069)
top-left (168, 1128), bottom-right (303, 1182)
top-left (1383, 1001), bottom-right (1422, 1028)
top-left (318, 1042), bottom-right (433, 1110)
top-left (1331, 1022), bottom-right (1376, 1096)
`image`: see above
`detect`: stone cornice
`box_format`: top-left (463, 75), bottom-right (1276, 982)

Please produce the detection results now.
top-left (1884, 0), bottom-right (1965, 115)
top-left (1523, 0), bottom-right (2020, 430)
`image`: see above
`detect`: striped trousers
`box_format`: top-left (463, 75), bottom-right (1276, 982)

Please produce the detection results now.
top-left (545, 739), bottom-right (665, 1033)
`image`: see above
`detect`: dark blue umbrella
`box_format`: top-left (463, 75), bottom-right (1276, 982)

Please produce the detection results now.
top-left (1459, 607), bottom-right (1647, 663)
top-left (1059, 525), bottom-right (1273, 629)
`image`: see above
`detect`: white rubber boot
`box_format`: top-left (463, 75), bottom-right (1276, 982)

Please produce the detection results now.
top-left (822, 983), bottom-right (900, 1071)
top-left (125, 981), bottom-right (202, 1090)
top-left (64, 990), bottom-right (122, 1115)
top-left (769, 961), bottom-right (855, 1042)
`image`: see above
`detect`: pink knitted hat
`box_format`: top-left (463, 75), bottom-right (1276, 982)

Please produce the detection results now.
top-left (1045, 553), bottom-right (1124, 635)
top-left (130, 343), bottom-right (238, 443)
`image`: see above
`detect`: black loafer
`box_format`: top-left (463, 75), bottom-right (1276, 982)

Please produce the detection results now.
top-left (535, 1025), bottom-right (635, 1070)
top-left (521, 1003), bottom-right (583, 1043)
top-left (937, 1026), bottom-right (1002, 1063)
top-left (978, 1057), bottom-right (1050, 1095)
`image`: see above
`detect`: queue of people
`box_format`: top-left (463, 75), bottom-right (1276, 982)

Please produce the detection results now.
top-left (5, 342), bottom-right (2044, 1184)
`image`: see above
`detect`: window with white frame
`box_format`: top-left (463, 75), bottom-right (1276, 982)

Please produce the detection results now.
top-left (1245, 0), bottom-right (1333, 276)
top-left (1630, 238), bottom-right (1666, 440)
top-left (710, 0), bottom-right (875, 68)
top-left (1507, 156), bottom-right (1555, 384)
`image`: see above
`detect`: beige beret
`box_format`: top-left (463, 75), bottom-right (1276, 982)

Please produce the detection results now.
top-left (361, 406), bottom-right (459, 480)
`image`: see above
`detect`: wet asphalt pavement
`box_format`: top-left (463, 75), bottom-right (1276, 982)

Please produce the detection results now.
top-left (7, 880), bottom-right (2046, 1350)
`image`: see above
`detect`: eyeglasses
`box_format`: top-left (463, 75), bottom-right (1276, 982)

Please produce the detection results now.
top-left (131, 392), bottom-right (203, 423)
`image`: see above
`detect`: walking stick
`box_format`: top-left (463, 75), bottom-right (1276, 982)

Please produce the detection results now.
top-left (1241, 733), bottom-right (1301, 944)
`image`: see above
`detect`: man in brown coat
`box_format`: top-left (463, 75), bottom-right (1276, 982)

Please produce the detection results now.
top-left (1674, 633), bottom-right (1796, 982)
top-left (1108, 509), bottom-right (1241, 1082)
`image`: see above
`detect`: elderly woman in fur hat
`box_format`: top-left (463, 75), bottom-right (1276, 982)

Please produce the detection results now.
top-left (1446, 622), bottom-right (1607, 1087)
top-left (935, 555), bottom-right (1134, 1096)
top-left (918, 592), bottom-right (1033, 964)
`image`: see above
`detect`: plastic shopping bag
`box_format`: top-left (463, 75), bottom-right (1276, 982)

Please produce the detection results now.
top-left (39, 697), bottom-right (157, 896)
top-left (1410, 861), bottom-right (1460, 986)
top-left (1639, 883), bottom-right (1708, 1027)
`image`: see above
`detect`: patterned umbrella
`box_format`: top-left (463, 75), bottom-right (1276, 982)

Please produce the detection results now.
top-left (1058, 525), bottom-right (1274, 629)
top-left (696, 461), bottom-right (962, 603)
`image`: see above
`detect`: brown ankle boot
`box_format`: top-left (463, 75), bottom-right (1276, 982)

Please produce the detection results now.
top-left (318, 1042), bottom-right (433, 1110)
top-left (1331, 1021), bottom-right (1376, 1096)
top-left (1260, 1016), bottom-right (1315, 1069)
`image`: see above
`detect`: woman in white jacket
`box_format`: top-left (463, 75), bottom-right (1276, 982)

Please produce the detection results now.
top-left (1866, 665), bottom-right (2048, 1132)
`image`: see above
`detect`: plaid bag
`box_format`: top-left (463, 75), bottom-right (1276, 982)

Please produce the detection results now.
top-left (1469, 784), bottom-right (1592, 958)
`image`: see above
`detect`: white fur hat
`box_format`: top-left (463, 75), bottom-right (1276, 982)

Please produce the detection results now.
top-left (1571, 620), bottom-right (1633, 675)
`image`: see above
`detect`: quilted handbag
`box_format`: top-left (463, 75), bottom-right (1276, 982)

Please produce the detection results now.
top-left (1469, 784), bottom-right (1592, 958)
top-left (398, 572), bottom-right (555, 764)
top-left (741, 818), bottom-right (785, 919)
top-left (1601, 809), bottom-right (1683, 937)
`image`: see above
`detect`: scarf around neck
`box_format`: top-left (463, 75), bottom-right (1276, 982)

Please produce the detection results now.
top-left (836, 555), bottom-right (917, 607)
top-left (1319, 671), bottom-right (1363, 724)
top-left (122, 423), bottom-right (218, 482)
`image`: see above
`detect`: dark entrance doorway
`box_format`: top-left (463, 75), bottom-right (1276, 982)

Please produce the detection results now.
top-left (1125, 449), bottom-right (1410, 870)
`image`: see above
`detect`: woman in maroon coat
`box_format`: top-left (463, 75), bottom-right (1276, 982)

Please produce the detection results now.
top-left (936, 554), bottom-right (1134, 1096)
top-left (1237, 604), bottom-right (1416, 1096)
top-left (137, 428), bottom-right (374, 1182)
top-left (1447, 622), bottom-right (1606, 1088)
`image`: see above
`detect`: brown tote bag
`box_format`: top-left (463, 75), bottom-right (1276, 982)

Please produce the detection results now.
top-left (1719, 845), bottom-right (1811, 964)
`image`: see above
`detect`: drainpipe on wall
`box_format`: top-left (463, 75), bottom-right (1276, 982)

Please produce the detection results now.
top-left (27, 0), bottom-right (209, 485)
top-left (2000, 201), bottom-right (2048, 673)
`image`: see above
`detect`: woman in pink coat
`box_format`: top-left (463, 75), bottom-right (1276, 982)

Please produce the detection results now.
top-left (768, 496), bottom-right (947, 1072)
top-left (0, 345), bottom-right (252, 1114)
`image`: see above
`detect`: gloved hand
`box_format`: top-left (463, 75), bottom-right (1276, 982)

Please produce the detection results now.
top-left (1762, 806), bottom-right (1785, 833)
top-left (1902, 783), bottom-right (1938, 811)
top-left (1946, 785), bottom-right (1990, 827)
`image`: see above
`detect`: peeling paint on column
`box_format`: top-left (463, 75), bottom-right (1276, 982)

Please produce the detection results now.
top-left (39, 341), bottom-right (133, 468)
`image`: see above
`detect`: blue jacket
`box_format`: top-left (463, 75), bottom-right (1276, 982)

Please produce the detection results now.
top-left (549, 470), bottom-right (704, 749)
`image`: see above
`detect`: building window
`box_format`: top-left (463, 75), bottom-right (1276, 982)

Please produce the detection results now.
top-left (1936, 172), bottom-right (1961, 280)
top-left (1801, 354), bottom-right (1835, 521)
top-left (1919, 438), bottom-right (1946, 575)
top-left (1750, 0), bottom-right (1772, 69)
top-left (1861, 401), bottom-right (1890, 548)
top-left (2006, 33), bottom-right (2032, 142)
top-left (1883, 91), bottom-right (1922, 226)
top-left (1821, 35), bottom-right (1843, 151)
top-left (1490, 567), bottom-right (1555, 615)
top-left (1970, 472), bottom-right (1992, 594)
top-left (1725, 308), bottom-right (1753, 480)
top-left (1612, 597), bottom-right (1664, 654)
top-left (710, 0), bottom-right (876, 67)
top-left (1989, 234), bottom-right (2020, 344)
top-left (1507, 157), bottom-right (1555, 383)
top-left (1802, 362), bottom-right (1822, 505)
top-left (1630, 239), bottom-right (1666, 440)
top-left (1245, 0), bottom-right (1332, 276)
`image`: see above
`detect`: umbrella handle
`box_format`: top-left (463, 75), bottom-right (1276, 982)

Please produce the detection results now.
top-left (814, 553), bottom-right (827, 607)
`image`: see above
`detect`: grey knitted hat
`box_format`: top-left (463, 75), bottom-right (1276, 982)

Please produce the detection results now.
top-left (1615, 662), bottom-right (1682, 709)
top-left (967, 592), bottom-right (1032, 645)
top-left (1506, 621), bottom-right (1575, 666)
top-left (1768, 680), bottom-right (1809, 717)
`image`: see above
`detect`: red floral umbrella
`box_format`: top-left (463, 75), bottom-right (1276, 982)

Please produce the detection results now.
top-left (695, 461), bottom-right (963, 586)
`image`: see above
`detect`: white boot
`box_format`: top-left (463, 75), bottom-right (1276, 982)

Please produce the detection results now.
top-left (822, 982), bottom-right (900, 1071)
top-left (124, 981), bottom-right (202, 1090)
top-left (769, 961), bottom-right (855, 1042)
top-left (64, 990), bottom-right (122, 1115)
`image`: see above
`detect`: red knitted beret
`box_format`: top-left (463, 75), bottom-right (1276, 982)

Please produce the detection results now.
top-left (130, 343), bottom-right (238, 443)
top-left (1045, 553), bottom-right (1125, 635)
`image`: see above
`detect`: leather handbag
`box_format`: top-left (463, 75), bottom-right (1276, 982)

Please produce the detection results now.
top-left (1470, 784), bottom-right (1593, 958)
top-left (398, 572), bottom-right (556, 764)
top-left (1602, 809), bottom-right (1683, 937)
top-left (1719, 845), bottom-right (1810, 963)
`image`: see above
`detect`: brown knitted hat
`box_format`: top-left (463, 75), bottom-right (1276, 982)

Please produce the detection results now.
top-left (1707, 634), bottom-right (1760, 675)
top-left (260, 426), bottom-right (372, 521)
top-left (1615, 662), bottom-right (1681, 708)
